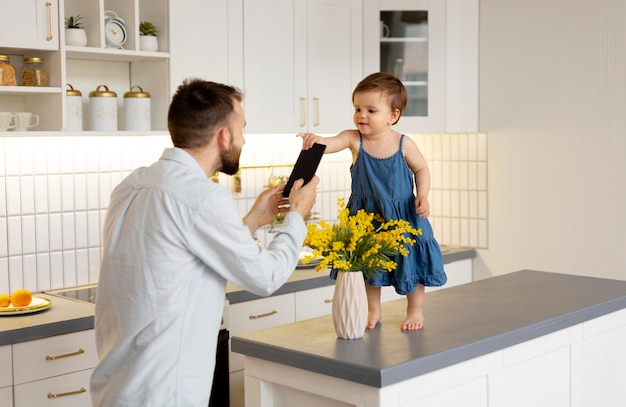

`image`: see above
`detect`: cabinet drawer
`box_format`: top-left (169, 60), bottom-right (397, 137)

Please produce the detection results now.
top-left (0, 386), bottom-right (13, 405)
top-left (13, 329), bottom-right (98, 385)
top-left (229, 293), bottom-right (295, 372)
top-left (295, 285), bottom-right (335, 321)
top-left (228, 293), bottom-right (295, 336)
top-left (0, 344), bottom-right (12, 388)
top-left (14, 368), bottom-right (93, 407)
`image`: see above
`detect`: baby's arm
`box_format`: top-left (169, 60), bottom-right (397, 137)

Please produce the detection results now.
top-left (298, 130), bottom-right (358, 154)
top-left (403, 138), bottom-right (431, 218)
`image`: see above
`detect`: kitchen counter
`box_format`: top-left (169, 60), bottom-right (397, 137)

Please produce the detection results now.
top-left (231, 270), bottom-right (626, 406)
top-left (0, 247), bottom-right (475, 346)
top-left (0, 294), bottom-right (94, 346)
top-left (226, 245), bottom-right (475, 303)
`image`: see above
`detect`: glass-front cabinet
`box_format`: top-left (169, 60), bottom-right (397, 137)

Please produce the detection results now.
top-left (364, 0), bottom-right (478, 133)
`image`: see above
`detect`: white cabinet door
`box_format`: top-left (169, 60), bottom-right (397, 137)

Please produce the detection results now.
top-left (0, 344), bottom-right (11, 388)
top-left (0, 0), bottom-right (59, 51)
top-left (305, 0), bottom-right (362, 134)
top-left (0, 387), bottom-right (12, 406)
top-left (169, 0), bottom-right (243, 93)
top-left (242, 0), bottom-right (362, 134)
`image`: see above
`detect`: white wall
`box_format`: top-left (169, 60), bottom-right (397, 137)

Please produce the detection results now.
top-left (478, 0), bottom-right (626, 280)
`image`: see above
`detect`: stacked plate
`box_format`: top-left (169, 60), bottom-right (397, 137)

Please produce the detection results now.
top-left (297, 251), bottom-right (322, 269)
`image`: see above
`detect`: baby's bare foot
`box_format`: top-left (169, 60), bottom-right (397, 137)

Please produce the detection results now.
top-left (367, 303), bottom-right (381, 329)
top-left (401, 310), bottom-right (424, 330)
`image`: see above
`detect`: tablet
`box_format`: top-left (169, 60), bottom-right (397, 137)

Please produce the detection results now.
top-left (282, 143), bottom-right (326, 197)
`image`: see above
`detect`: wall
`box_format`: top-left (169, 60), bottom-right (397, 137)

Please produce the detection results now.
top-left (478, 0), bottom-right (626, 280)
top-left (0, 133), bottom-right (486, 294)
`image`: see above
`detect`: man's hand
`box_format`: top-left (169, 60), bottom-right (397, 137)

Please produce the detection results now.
top-left (243, 185), bottom-right (290, 235)
top-left (288, 176), bottom-right (319, 218)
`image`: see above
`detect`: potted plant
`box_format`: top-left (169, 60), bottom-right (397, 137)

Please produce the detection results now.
top-left (302, 198), bottom-right (420, 339)
top-left (65, 15), bottom-right (88, 46)
top-left (139, 21), bottom-right (158, 52)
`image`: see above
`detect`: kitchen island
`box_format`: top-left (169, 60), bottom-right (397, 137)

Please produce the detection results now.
top-left (232, 270), bottom-right (626, 406)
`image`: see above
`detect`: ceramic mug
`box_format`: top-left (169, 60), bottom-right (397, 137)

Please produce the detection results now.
top-left (380, 21), bottom-right (390, 38)
top-left (0, 112), bottom-right (18, 131)
top-left (13, 112), bottom-right (39, 131)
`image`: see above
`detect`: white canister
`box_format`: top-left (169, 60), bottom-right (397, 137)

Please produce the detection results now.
top-left (123, 86), bottom-right (151, 131)
top-left (89, 85), bottom-right (117, 131)
top-left (66, 83), bottom-right (83, 131)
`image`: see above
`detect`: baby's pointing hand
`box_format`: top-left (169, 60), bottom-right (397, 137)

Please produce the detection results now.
top-left (297, 133), bottom-right (319, 150)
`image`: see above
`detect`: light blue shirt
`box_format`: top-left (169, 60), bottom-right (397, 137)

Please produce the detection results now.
top-left (90, 147), bottom-right (306, 406)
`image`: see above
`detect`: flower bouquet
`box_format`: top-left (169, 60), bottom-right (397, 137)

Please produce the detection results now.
top-left (301, 198), bottom-right (422, 280)
top-left (302, 198), bottom-right (421, 339)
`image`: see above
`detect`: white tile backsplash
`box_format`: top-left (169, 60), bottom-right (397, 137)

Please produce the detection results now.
top-left (0, 133), bottom-right (487, 294)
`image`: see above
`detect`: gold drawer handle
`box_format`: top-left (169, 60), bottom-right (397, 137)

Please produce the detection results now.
top-left (324, 299), bottom-right (333, 303)
top-left (249, 310), bottom-right (277, 320)
top-left (45, 348), bottom-right (85, 360)
top-left (48, 387), bottom-right (86, 399)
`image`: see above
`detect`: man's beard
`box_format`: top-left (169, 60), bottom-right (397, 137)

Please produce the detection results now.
top-left (220, 137), bottom-right (241, 176)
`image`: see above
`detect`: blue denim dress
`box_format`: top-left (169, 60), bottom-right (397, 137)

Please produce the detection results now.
top-left (331, 134), bottom-right (447, 295)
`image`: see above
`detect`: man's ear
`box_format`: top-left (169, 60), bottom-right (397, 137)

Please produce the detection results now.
top-left (216, 127), bottom-right (230, 149)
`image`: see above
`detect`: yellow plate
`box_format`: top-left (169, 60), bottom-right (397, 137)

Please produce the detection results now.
top-left (0, 297), bottom-right (51, 315)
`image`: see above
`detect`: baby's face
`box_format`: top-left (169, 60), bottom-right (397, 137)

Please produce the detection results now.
top-left (352, 91), bottom-right (398, 135)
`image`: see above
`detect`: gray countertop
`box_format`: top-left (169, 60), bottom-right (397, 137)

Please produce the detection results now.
top-left (0, 294), bottom-right (94, 346)
top-left (231, 270), bottom-right (626, 387)
top-left (226, 245), bottom-right (475, 303)
top-left (0, 247), bottom-right (474, 346)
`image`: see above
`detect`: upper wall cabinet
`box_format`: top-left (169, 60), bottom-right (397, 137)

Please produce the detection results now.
top-left (169, 0), bottom-right (243, 94)
top-left (364, 0), bottom-right (478, 133)
top-left (0, 0), bottom-right (170, 133)
top-left (242, 0), bottom-right (363, 134)
top-left (0, 0), bottom-right (59, 51)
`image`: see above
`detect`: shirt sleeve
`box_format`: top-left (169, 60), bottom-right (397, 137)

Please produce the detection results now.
top-left (186, 189), bottom-right (306, 297)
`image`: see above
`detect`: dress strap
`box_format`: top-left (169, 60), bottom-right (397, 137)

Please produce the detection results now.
top-left (359, 132), bottom-right (363, 148)
top-left (399, 134), bottom-right (405, 151)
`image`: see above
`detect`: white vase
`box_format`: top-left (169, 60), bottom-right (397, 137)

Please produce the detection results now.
top-left (65, 28), bottom-right (88, 46)
top-left (332, 271), bottom-right (368, 339)
top-left (140, 35), bottom-right (158, 52)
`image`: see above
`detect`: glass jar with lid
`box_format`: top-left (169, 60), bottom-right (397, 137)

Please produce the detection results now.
top-left (0, 55), bottom-right (17, 86)
top-left (20, 57), bottom-right (49, 86)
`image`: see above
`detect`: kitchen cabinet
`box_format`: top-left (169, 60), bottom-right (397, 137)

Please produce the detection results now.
top-left (0, 345), bottom-right (12, 405)
top-left (0, 0), bottom-right (59, 51)
top-left (295, 284), bottom-right (335, 321)
top-left (228, 292), bottom-right (296, 406)
top-left (363, 0), bottom-right (478, 133)
top-left (169, 0), bottom-right (243, 93)
top-left (12, 329), bottom-right (98, 407)
top-left (242, 0), bottom-right (362, 134)
top-left (0, 0), bottom-right (170, 133)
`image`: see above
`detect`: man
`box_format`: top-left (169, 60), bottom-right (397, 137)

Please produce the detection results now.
top-left (90, 79), bottom-right (318, 406)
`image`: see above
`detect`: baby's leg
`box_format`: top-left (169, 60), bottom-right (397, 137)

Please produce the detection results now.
top-left (365, 285), bottom-right (382, 329)
top-left (401, 284), bottom-right (425, 330)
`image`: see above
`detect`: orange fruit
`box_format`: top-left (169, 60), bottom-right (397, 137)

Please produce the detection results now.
top-left (11, 289), bottom-right (32, 307)
top-left (0, 294), bottom-right (10, 307)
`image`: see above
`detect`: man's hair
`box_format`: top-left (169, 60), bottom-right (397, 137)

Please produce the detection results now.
top-left (168, 78), bottom-right (243, 149)
top-left (352, 72), bottom-right (407, 124)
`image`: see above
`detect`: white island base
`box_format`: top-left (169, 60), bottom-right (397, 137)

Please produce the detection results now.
top-left (234, 271), bottom-right (626, 407)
